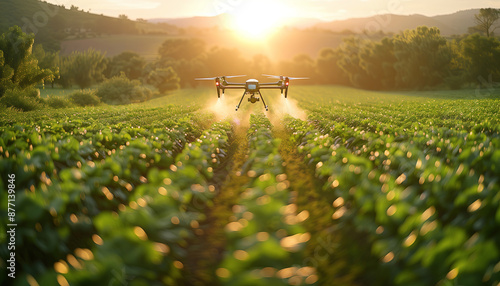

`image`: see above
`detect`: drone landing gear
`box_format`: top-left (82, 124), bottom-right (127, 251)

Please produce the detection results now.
top-left (235, 91), bottom-right (268, 111)
top-left (236, 90), bottom-right (246, 111)
top-left (257, 92), bottom-right (268, 111)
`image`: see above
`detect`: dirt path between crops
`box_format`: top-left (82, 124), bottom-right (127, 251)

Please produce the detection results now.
top-left (184, 98), bottom-right (316, 285)
top-left (183, 106), bottom-right (252, 286)
top-left (271, 115), bottom-right (335, 285)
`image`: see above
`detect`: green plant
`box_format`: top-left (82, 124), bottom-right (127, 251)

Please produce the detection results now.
top-left (96, 74), bottom-right (155, 105)
top-left (68, 90), bottom-right (101, 106)
top-left (45, 96), bottom-right (74, 109)
top-left (0, 88), bottom-right (43, 111)
top-left (0, 26), bottom-right (54, 97)
top-left (146, 67), bottom-right (180, 94)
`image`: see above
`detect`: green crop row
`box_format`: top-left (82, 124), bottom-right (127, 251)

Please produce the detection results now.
top-left (0, 108), bottom-right (221, 285)
top-left (60, 121), bottom-right (232, 285)
top-left (217, 114), bottom-right (317, 286)
top-left (285, 109), bottom-right (500, 286)
top-left (0, 120), bottom-right (232, 285)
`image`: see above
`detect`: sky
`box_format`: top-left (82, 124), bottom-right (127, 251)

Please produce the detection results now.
top-left (44, 0), bottom-right (500, 21)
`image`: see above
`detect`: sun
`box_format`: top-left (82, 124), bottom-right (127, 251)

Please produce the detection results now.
top-left (229, 0), bottom-right (287, 40)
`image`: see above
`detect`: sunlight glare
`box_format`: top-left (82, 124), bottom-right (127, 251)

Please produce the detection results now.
top-left (230, 0), bottom-right (287, 40)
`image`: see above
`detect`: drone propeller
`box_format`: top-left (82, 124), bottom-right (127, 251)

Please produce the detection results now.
top-left (195, 77), bottom-right (218, 80)
top-left (195, 75), bottom-right (246, 80)
top-left (262, 74), bottom-right (309, 80)
top-left (262, 74), bottom-right (282, 79)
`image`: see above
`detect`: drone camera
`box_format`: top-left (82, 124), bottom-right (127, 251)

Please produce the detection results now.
top-left (248, 96), bottom-right (260, 103)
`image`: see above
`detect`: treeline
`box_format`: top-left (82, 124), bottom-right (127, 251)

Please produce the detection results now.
top-left (316, 27), bottom-right (500, 90)
top-left (0, 26), bottom-right (164, 110)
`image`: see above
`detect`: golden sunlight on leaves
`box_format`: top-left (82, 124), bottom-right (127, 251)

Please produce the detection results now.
top-left (134, 226), bottom-right (148, 240)
top-left (383, 252), bottom-right (394, 263)
top-left (468, 199), bottom-right (482, 212)
top-left (92, 234), bottom-right (103, 245)
top-left (67, 254), bottom-right (82, 269)
top-left (332, 207), bottom-right (346, 219)
top-left (257, 232), bottom-right (270, 241)
top-left (54, 260), bottom-right (69, 274)
top-left (154, 243), bottom-right (170, 254)
top-left (226, 221), bottom-right (244, 232)
top-left (26, 275), bottom-right (39, 286)
top-left (74, 248), bottom-right (94, 260)
top-left (333, 197), bottom-right (344, 208)
top-left (234, 250), bottom-right (249, 261)
top-left (216, 268), bottom-right (231, 278)
top-left (447, 268), bottom-right (459, 279)
top-left (57, 275), bottom-right (70, 286)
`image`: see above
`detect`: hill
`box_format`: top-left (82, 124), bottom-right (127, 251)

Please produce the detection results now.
top-left (0, 0), bottom-right (177, 51)
top-left (150, 14), bottom-right (322, 29)
top-left (150, 9), bottom-right (480, 36)
top-left (314, 9), bottom-right (480, 36)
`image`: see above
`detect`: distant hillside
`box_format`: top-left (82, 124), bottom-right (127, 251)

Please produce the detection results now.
top-left (150, 9), bottom-right (480, 36)
top-left (432, 9), bottom-right (479, 35)
top-left (314, 9), bottom-right (480, 36)
top-left (0, 0), bottom-right (177, 51)
top-left (149, 14), bottom-right (231, 28)
top-left (150, 14), bottom-right (322, 30)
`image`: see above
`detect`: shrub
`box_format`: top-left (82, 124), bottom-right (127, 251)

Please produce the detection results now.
top-left (96, 75), bottom-right (155, 105)
top-left (146, 67), bottom-right (180, 93)
top-left (68, 90), bottom-right (101, 107)
top-left (0, 88), bottom-right (44, 111)
top-left (45, 96), bottom-right (74, 109)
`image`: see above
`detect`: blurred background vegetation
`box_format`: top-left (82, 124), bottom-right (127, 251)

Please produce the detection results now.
top-left (0, 0), bottom-right (499, 111)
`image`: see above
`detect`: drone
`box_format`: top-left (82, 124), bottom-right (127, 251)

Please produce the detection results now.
top-left (195, 74), bottom-right (308, 111)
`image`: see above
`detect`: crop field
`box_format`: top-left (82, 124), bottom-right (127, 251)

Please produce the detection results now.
top-left (1, 86), bottom-right (500, 286)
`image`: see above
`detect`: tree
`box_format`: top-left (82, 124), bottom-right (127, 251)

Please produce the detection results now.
top-left (250, 54), bottom-right (273, 78)
top-left (158, 38), bottom-right (206, 61)
top-left (462, 34), bottom-right (500, 85)
top-left (393, 26), bottom-right (452, 89)
top-left (33, 45), bottom-right (60, 88)
top-left (203, 47), bottom-right (249, 77)
top-left (0, 26), bottom-right (53, 97)
top-left (279, 54), bottom-right (316, 80)
top-left (159, 59), bottom-right (207, 88)
top-left (336, 37), bottom-right (397, 90)
top-left (468, 8), bottom-right (500, 37)
top-left (146, 67), bottom-right (180, 93)
top-left (315, 48), bottom-right (350, 85)
top-left (96, 74), bottom-right (154, 104)
top-left (0, 50), bottom-right (14, 93)
top-left (337, 37), bottom-right (370, 88)
top-left (105, 51), bottom-right (145, 80)
top-left (359, 38), bottom-right (398, 90)
top-left (58, 49), bottom-right (106, 89)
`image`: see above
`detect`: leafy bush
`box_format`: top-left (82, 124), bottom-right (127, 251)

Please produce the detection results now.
top-left (146, 67), bottom-right (180, 93)
top-left (68, 90), bottom-right (101, 106)
top-left (57, 49), bottom-right (107, 89)
top-left (45, 96), bottom-right (74, 109)
top-left (96, 75), bottom-right (155, 105)
top-left (0, 88), bottom-right (43, 111)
